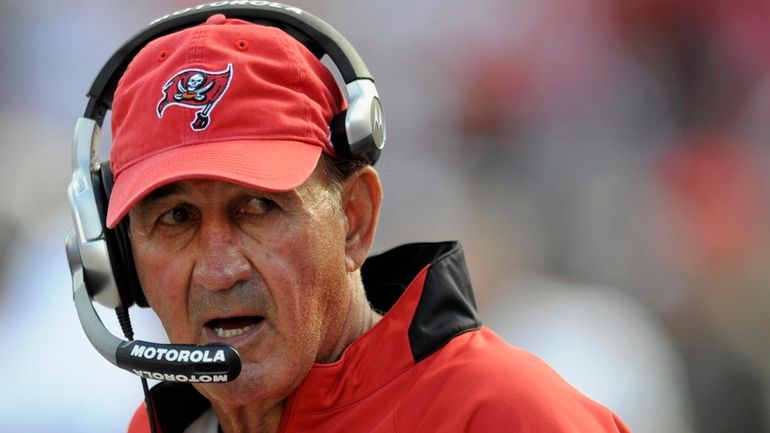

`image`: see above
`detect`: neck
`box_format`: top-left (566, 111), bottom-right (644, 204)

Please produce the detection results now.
top-left (319, 276), bottom-right (382, 364)
top-left (212, 401), bottom-right (282, 433)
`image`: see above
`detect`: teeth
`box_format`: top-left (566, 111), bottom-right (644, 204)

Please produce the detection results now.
top-left (213, 325), bottom-right (253, 338)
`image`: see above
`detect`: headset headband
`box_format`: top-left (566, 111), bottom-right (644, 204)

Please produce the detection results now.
top-left (84, 2), bottom-right (373, 126)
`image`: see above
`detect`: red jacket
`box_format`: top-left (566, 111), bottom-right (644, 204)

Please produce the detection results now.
top-left (129, 242), bottom-right (631, 433)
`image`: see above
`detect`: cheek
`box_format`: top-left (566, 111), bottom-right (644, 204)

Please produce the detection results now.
top-left (261, 217), bottom-right (348, 340)
top-left (132, 241), bottom-right (193, 341)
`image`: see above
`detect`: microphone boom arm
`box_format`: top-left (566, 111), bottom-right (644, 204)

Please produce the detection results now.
top-left (66, 228), bottom-right (241, 382)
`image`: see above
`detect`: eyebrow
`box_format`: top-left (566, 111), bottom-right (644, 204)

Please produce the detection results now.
top-left (129, 183), bottom-right (187, 222)
top-left (139, 183), bottom-right (184, 204)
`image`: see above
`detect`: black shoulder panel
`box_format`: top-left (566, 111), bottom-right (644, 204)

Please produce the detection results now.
top-left (407, 243), bottom-right (481, 362)
top-left (361, 242), bottom-right (482, 363)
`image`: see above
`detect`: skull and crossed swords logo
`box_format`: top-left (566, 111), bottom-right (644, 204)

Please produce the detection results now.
top-left (157, 64), bottom-right (233, 131)
top-left (174, 73), bottom-right (214, 102)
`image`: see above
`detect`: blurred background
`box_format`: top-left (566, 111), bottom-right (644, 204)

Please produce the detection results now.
top-left (1, 0), bottom-right (769, 432)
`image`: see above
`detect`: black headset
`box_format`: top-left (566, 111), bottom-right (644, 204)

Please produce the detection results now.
top-left (65, 1), bottom-right (385, 382)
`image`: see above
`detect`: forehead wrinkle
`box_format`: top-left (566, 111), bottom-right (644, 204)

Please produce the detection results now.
top-left (292, 163), bottom-right (339, 212)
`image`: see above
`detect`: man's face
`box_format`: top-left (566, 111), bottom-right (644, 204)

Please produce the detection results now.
top-left (128, 163), bottom-right (351, 406)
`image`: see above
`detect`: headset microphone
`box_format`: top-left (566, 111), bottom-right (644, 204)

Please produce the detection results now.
top-left (66, 227), bottom-right (242, 383)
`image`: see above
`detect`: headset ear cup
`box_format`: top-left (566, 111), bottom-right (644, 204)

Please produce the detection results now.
top-left (329, 82), bottom-right (385, 165)
top-left (99, 164), bottom-right (148, 307)
top-left (330, 109), bottom-right (382, 165)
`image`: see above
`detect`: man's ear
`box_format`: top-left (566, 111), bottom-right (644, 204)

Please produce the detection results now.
top-left (341, 166), bottom-right (382, 272)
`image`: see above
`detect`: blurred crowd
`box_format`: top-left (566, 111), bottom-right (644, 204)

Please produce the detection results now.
top-left (1, 0), bottom-right (768, 432)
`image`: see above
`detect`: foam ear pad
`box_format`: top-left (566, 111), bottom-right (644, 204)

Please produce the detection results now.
top-left (98, 164), bottom-right (148, 307)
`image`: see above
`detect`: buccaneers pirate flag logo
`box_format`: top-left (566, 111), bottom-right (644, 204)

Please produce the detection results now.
top-left (156, 64), bottom-right (233, 131)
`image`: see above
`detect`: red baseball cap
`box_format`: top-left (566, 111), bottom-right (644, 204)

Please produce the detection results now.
top-left (106, 14), bottom-right (345, 228)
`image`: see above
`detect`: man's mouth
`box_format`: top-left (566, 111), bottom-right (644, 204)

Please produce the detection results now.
top-left (206, 316), bottom-right (264, 338)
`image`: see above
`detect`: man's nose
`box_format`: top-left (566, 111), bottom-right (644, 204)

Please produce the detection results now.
top-left (192, 216), bottom-right (253, 291)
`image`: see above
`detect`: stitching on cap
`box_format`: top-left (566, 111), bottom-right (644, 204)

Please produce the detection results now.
top-left (279, 31), bottom-right (312, 144)
top-left (186, 27), bottom-right (206, 146)
top-left (191, 26), bottom-right (204, 64)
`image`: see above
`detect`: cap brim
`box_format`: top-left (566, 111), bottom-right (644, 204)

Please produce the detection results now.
top-left (106, 139), bottom-right (322, 228)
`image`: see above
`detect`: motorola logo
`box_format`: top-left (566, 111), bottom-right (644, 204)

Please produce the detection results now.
top-left (371, 98), bottom-right (385, 149)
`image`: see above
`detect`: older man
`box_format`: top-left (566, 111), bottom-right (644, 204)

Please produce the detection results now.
top-left (88, 7), bottom-right (630, 433)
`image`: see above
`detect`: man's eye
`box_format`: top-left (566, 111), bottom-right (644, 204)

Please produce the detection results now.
top-left (158, 206), bottom-right (194, 225)
top-left (236, 197), bottom-right (277, 217)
